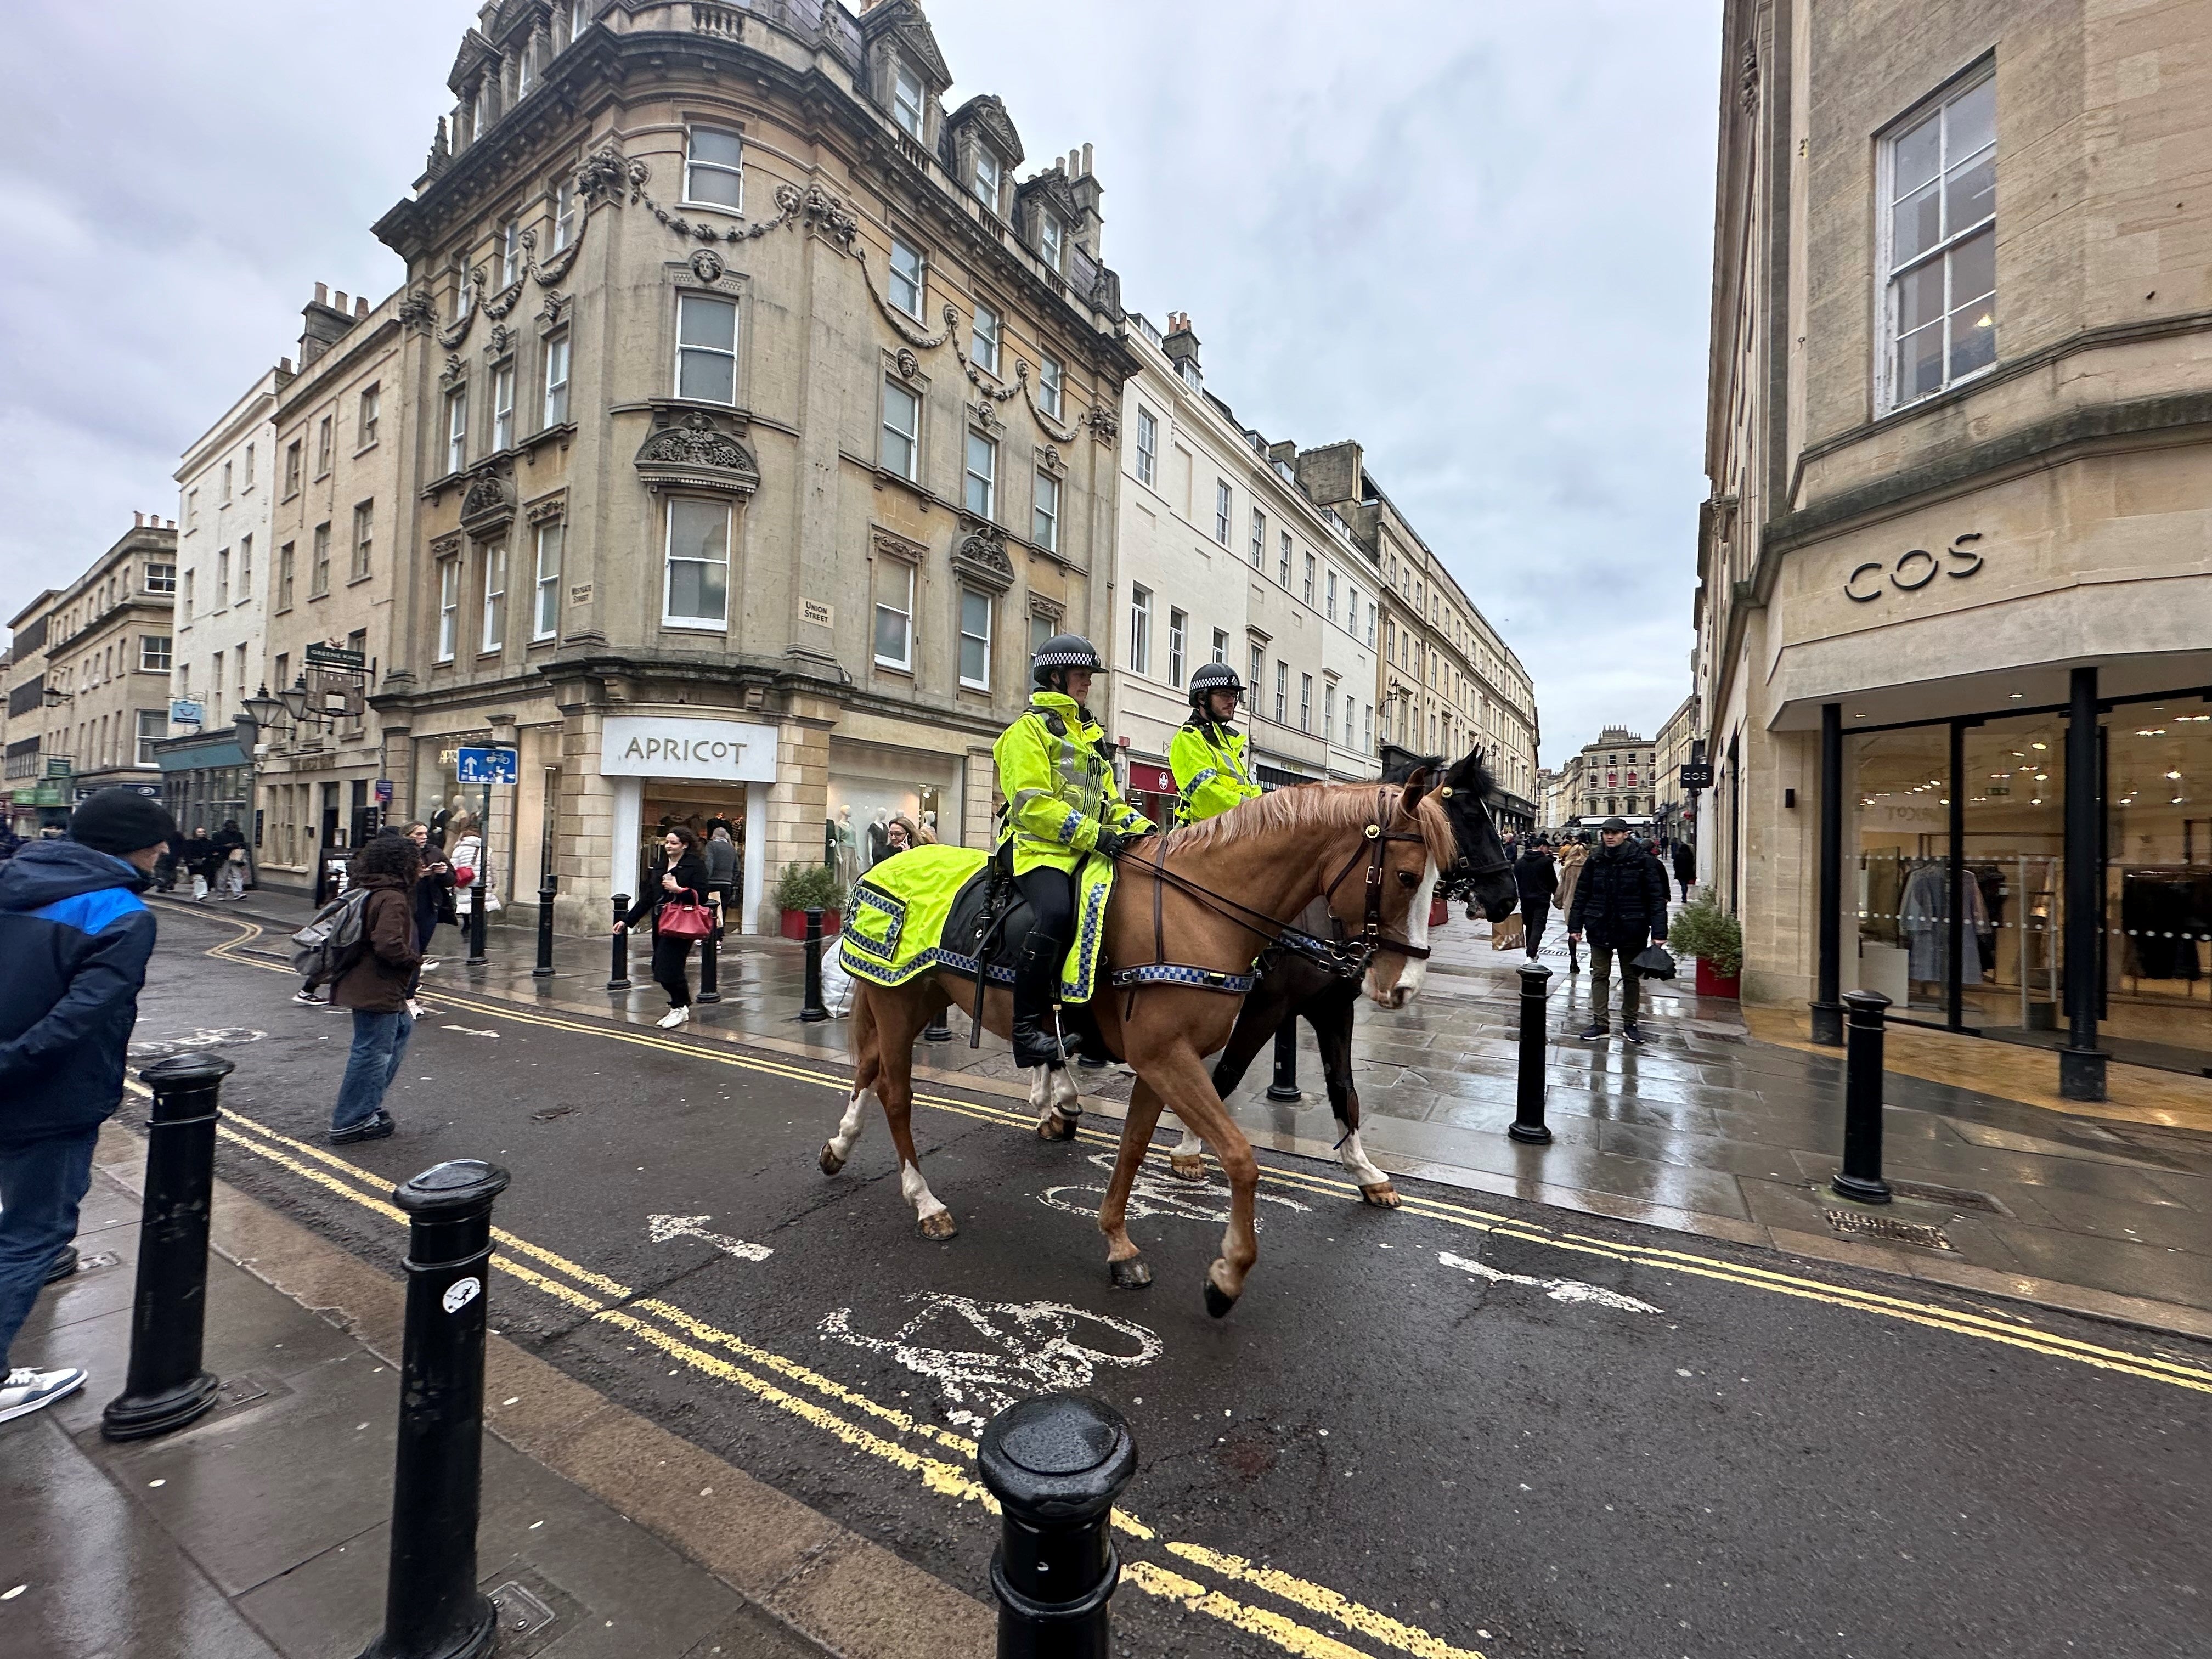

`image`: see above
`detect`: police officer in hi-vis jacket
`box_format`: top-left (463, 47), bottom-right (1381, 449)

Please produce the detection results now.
top-left (1169, 662), bottom-right (1263, 828)
top-left (992, 635), bottom-right (1154, 1070)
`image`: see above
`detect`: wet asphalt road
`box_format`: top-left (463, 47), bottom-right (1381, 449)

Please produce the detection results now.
top-left (129, 905), bottom-right (2210, 1659)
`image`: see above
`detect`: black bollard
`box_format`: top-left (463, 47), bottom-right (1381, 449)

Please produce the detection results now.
top-left (978, 1393), bottom-right (1138, 1657)
top-left (102, 1053), bottom-right (232, 1441)
top-left (607, 895), bottom-right (632, 991)
top-left (465, 883), bottom-right (488, 967)
top-left (532, 873), bottom-right (557, 979)
top-left (1265, 1022), bottom-right (1301, 1102)
top-left (1831, 989), bottom-right (1893, 1204)
top-left (1508, 960), bottom-right (1554, 1145)
top-left (798, 907), bottom-right (830, 1023)
top-left (358, 1160), bottom-right (511, 1659)
top-left (923, 1014), bottom-right (954, 1042)
top-left (698, 909), bottom-right (722, 1004)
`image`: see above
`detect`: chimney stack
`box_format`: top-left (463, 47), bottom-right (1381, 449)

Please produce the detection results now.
top-left (133, 511), bottom-right (143, 528)
top-left (354, 296), bottom-right (369, 319)
top-left (314, 281), bottom-right (329, 307)
top-left (1161, 311), bottom-right (1199, 374)
top-left (1065, 142), bottom-right (1104, 258)
top-left (298, 283), bottom-right (358, 368)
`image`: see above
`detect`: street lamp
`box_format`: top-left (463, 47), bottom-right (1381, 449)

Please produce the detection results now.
top-left (241, 684), bottom-right (286, 730)
top-left (42, 685), bottom-right (74, 709)
top-left (278, 677), bottom-right (311, 724)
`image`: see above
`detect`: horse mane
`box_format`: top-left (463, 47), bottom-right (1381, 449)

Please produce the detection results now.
top-left (1162, 781), bottom-right (1459, 873)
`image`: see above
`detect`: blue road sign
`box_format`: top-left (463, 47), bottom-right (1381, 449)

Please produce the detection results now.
top-left (455, 746), bottom-right (518, 786)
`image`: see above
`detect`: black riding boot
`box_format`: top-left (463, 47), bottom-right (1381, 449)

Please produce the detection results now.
top-left (1009, 934), bottom-right (1066, 1070)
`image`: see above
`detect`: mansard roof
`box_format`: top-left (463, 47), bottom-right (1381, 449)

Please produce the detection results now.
top-left (858, 0), bottom-right (951, 88)
top-left (944, 93), bottom-right (1023, 167)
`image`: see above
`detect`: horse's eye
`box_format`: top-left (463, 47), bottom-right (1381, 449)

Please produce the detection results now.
top-left (1397, 871), bottom-right (1420, 889)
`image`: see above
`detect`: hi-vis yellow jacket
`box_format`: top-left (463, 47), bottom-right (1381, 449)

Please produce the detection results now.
top-left (1169, 720), bottom-right (1263, 827)
top-left (993, 691), bottom-right (1153, 874)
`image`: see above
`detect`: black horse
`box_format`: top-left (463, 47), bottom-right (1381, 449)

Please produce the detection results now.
top-left (1162, 747), bottom-right (1520, 1204)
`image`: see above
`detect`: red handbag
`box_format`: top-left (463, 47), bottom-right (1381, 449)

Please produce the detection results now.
top-left (656, 891), bottom-right (714, 940)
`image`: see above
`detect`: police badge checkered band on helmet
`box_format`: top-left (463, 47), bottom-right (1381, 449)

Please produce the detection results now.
top-left (1031, 634), bottom-right (1102, 680)
top-left (1188, 662), bottom-right (1242, 698)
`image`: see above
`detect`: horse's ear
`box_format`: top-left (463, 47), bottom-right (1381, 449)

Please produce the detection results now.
top-left (1398, 765), bottom-right (1433, 815)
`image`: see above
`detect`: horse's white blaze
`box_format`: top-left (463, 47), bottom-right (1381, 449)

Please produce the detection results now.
top-left (827, 1088), bottom-right (872, 1160)
top-left (901, 1159), bottom-right (950, 1221)
top-left (1399, 854), bottom-right (1438, 1000)
top-left (1338, 1128), bottom-right (1391, 1189)
top-left (1170, 1122), bottom-right (1205, 1160)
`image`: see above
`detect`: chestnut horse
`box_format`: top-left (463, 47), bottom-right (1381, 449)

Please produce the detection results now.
top-left (823, 773), bottom-right (1454, 1316)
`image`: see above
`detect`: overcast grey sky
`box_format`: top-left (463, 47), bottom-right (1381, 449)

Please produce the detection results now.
top-left (0, 0), bottom-right (1719, 766)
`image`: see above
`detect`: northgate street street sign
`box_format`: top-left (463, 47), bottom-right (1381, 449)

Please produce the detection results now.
top-left (455, 747), bottom-right (519, 786)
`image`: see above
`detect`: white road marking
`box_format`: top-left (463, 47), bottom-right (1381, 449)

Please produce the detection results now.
top-left (128, 1026), bottom-right (266, 1059)
top-left (1439, 1250), bottom-right (1663, 1314)
top-left (441, 1024), bottom-right (500, 1037)
top-left (819, 1292), bottom-right (1162, 1427)
top-left (1038, 1153), bottom-right (1311, 1225)
top-left (646, 1214), bottom-right (774, 1262)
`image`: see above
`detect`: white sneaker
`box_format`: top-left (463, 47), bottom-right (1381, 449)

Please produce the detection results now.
top-left (420, 959), bottom-right (441, 972)
top-left (657, 1006), bottom-right (690, 1029)
top-left (406, 998), bottom-right (425, 1020)
top-left (1, 1365), bottom-right (88, 1425)
top-left (292, 989), bottom-right (325, 1006)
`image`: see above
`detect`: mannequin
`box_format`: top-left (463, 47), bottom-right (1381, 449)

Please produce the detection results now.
top-left (866, 808), bottom-right (891, 871)
top-left (832, 805), bottom-right (859, 891)
top-left (918, 809), bottom-right (938, 845)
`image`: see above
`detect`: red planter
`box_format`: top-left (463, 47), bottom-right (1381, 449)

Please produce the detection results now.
top-left (1694, 957), bottom-right (1741, 1000)
top-left (780, 908), bottom-right (843, 940)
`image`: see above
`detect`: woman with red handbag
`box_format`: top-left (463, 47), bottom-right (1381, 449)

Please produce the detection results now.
top-left (614, 826), bottom-right (713, 1028)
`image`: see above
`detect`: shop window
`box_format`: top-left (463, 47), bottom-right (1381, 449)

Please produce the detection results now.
top-left (664, 499), bottom-right (729, 627)
top-left (874, 561), bottom-right (913, 670)
top-left (675, 294), bottom-right (738, 404)
top-left (958, 588), bottom-right (992, 690)
top-left (1882, 71), bottom-right (1996, 409)
top-left (684, 127), bottom-right (744, 211)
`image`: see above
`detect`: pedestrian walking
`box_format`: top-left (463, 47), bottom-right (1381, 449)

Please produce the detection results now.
top-left (616, 827), bottom-right (711, 1029)
top-left (1672, 838), bottom-right (1696, 903)
top-left (0, 788), bottom-right (174, 1424)
top-left (1553, 836), bottom-right (1589, 974)
top-left (182, 824), bottom-right (217, 901)
top-left (211, 819), bottom-right (249, 899)
top-left (401, 821), bottom-right (453, 1015)
top-left (327, 833), bottom-right (425, 1145)
top-left (1567, 816), bottom-right (1672, 1044)
top-left (703, 820), bottom-right (738, 932)
top-left (449, 813), bottom-right (499, 932)
top-left (1513, 838), bottom-right (1558, 960)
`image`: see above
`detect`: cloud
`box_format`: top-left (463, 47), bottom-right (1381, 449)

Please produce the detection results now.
top-left (0, 0), bottom-right (1718, 759)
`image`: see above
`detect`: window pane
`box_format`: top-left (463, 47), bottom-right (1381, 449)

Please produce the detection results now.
top-left (1892, 179), bottom-right (1940, 264)
top-left (1944, 153), bottom-right (1994, 232)
top-left (680, 296), bottom-right (737, 349)
top-left (1946, 78), bottom-right (1995, 164)
top-left (1896, 261), bottom-right (1945, 335)
top-left (1949, 227), bottom-right (1995, 308)
top-left (670, 499), bottom-right (728, 564)
top-left (875, 604), bottom-right (907, 663)
top-left (689, 166), bottom-right (742, 209)
top-left (679, 349), bottom-right (735, 403)
top-left (691, 129), bottom-right (743, 168)
top-left (1949, 287), bottom-right (1997, 379)
top-left (1898, 320), bottom-right (1944, 399)
top-left (1894, 112), bottom-right (1940, 195)
top-left (668, 559), bottom-right (725, 622)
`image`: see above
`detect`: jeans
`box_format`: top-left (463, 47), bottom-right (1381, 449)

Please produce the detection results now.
top-left (0, 1127), bottom-right (100, 1370)
top-left (1587, 935), bottom-right (1649, 1029)
top-left (332, 1008), bottom-right (414, 1131)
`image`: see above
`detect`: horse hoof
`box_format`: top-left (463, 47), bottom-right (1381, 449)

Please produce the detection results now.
top-left (1168, 1154), bottom-right (1208, 1182)
top-left (819, 1144), bottom-right (846, 1176)
top-left (1203, 1278), bottom-right (1237, 1319)
top-left (917, 1210), bottom-right (958, 1241)
top-left (1359, 1182), bottom-right (1401, 1209)
top-left (1037, 1110), bottom-right (1080, 1143)
top-left (1109, 1256), bottom-right (1153, 1290)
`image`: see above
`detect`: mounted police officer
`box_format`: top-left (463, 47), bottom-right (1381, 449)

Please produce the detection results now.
top-left (992, 635), bottom-right (1154, 1070)
top-left (1169, 662), bottom-right (1263, 827)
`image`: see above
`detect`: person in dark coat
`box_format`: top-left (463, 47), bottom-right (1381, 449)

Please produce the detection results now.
top-left (180, 825), bottom-right (217, 900)
top-left (1567, 816), bottom-right (1671, 1043)
top-left (1513, 840), bottom-right (1558, 960)
top-left (1671, 839), bottom-right (1695, 902)
top-left (616, 827), bottom-right (710, 1029)
top-left (0, 788), bottom-right (174, 1425)
top-left (400, 821), bottom-right (454, 990)
top-left (328, 834), bottom-right (425, 1145)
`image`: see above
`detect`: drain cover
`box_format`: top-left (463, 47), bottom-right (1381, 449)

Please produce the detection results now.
top-left (489, 1581), bottom-right (556, 1637)
top-left (1887, 1178), bottom-right (2010, 1217)
top-left (1824, 1210), bottom-right (1955, 1251)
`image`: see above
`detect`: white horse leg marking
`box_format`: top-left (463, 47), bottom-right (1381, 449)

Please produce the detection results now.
top-left (1336, 1128), bottom-right (1391, 1189)
top-left (1170, 1120), bottom-right (1205, 1161)
top-left (1048, 1066), bottom-right (1082, 1118)
top-left (827, 1088), bottom-right (873, 1161)
top-left (901, 1159), bottom-right (950, 1223)
top-left (1029, 1065), bottom-right (1058, 1131)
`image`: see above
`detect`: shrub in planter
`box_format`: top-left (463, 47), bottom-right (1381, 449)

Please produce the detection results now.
top-left (1668, 898), bottom-right (1742, 995)
top-left (774, 862), bottom-right (845, 939)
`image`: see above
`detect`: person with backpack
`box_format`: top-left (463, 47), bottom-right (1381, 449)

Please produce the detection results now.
top-left (1, 788), bottom-right (175, 1425)
top-left (322, 834), bottom-right (425, 1144)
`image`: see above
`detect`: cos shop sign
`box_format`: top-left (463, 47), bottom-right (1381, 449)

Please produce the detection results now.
top-left (1844, 533), bottom-right (1985, 603)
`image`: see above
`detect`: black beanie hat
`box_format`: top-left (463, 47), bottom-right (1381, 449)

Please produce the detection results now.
top-left (69, 789), bottom-right (179, 857)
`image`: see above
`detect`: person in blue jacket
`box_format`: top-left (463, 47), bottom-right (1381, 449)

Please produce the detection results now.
top-left (0, 788), bottom-right (174, 1425)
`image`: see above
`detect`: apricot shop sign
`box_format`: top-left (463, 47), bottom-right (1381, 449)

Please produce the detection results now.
top-left (600, 715), bottom-right (777, 782)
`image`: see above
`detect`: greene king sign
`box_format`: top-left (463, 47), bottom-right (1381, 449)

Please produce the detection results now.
top-left (600, 715), bottom-right (777, 782)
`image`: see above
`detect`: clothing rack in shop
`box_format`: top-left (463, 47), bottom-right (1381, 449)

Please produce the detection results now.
top-left (2118, 864), bottom-right (2211, 994)
top-left (2013, 854), bottom-right (2060, 1027)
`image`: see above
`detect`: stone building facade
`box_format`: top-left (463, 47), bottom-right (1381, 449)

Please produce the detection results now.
top-left (359, 0), bottom-right (1133, 930)
top-left (1650, 693), bottom-right (1702, 845)
top-left (1696, 0), bottom-right (2212, 1089)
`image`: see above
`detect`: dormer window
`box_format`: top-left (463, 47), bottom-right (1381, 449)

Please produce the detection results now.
top-left (893, 65), bottom-right (925, 139)
top-left (1038, 211), bottom-right (1063, 272)
top-left (972, 147), bottom-right (1000, 212)
top-left (684, 127), bottom-right (744, 211)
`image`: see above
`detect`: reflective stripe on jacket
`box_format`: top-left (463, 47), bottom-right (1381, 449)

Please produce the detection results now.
top-left (992, 691), bottom-right (1152, 874)
top-left (1169, 721), bottom-right (1263, 827)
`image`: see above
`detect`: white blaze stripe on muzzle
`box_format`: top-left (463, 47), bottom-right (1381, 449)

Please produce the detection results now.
top-left (1397, 855), bottom-right (1438, 1000)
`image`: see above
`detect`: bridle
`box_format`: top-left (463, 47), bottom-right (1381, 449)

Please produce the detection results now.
top-left (1318, 787), bottom-right (1436, 968)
